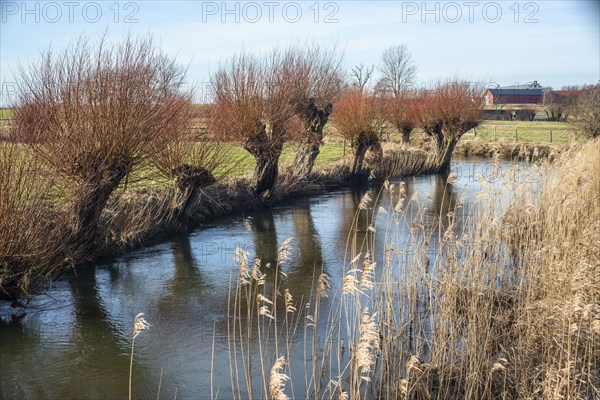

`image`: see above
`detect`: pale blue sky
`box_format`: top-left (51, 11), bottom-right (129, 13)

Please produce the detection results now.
top-left (1, 0), bottom-right (599, 104)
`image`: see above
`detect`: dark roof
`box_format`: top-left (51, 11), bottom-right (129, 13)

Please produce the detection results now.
top-left (487, 88), bottom-right (543, 96)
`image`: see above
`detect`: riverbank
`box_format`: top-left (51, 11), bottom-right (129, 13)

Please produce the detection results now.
top-left (0, 139), bottom-right (571, 300)
top-left (411, 137), bottom-right (570, 160)
top-left (97, 142), bottom-right (436, 256)
top-left (95, 138), bottom-right (572, 262)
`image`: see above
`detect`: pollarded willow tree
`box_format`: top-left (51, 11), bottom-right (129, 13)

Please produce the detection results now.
top-left (150, 105), bottom-right (237, 222)
top-left (331, 89), bottom-right (384, 177)
top-left (383, 90), bottom-right (419, 143)
top-left (13, 34), bottom-right (193, 246)
top-left (288, 44), bottom-right (345, 179)
top-left (211, 50), bottom-right (298, 197)
top-left (417, 81), bottom-right (484, 173)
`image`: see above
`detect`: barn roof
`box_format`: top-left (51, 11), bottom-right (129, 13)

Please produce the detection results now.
top-left (487, 88), bottom-right (543, 96)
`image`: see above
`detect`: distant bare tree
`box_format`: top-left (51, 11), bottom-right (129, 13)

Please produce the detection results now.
top-left (350, 63), bottom-right (374, 90)
top-left (561, 84), bottom-right (581, 91)
top-left (377, 45), bottom-right (417, 97)
top-left (544, 90), bottom-right (579, 122)
top-left (504, 106), bottom-right (517, 121)
top-left (13, 34), bottom-right (193, 246)
top-left (523, 104), bottom-right (538, 121)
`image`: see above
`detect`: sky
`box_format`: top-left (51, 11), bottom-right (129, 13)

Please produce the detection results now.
top-left (1, 0), bottom-right (599, 105)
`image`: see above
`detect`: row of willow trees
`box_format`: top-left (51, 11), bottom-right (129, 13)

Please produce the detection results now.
top-left (210, 45), bottom-right (484, 193)
top-left (1, 34), bottom-right (483, 299)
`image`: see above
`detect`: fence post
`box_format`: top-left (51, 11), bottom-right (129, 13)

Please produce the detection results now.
top-left (515, 128), bottom-right (518, 142)
top-left (549, 129), bottom-right (553, 143)
top-left (343, 139), bottom-right (346, 156)
top-left (494, 126), bottom-right (497, 141)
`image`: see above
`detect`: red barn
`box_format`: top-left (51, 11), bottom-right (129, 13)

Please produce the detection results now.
top-left (485, 81), bottom-right (544, 105)
top-left (485, 87), bottom-right (544, 105)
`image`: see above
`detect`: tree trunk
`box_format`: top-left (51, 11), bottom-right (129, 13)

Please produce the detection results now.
top-left (292, 101), bottom-right (332, 179)
top-left (254, 153), bottom-right (280, 197)
top-left (431, 129), bottom-right (444, 150)
top-left (73, 164), bottom-right (127, 248)
top-left (351, 141), bottom-right (369, 176)
top-left (292, 139), bottom-right (321, 180)
top-left (171, 165), bottom-right (216, 222)
top-left (402, 126), bottom-right (413, 143)
top-left (436, 137), bottom-right (458, 174)
top-left (244, 130), bottom-right (284, 198)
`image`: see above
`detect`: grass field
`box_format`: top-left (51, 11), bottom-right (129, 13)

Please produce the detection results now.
top-left (466, 120), bottom-right (579, 143)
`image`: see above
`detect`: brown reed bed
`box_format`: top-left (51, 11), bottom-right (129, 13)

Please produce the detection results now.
top-left (212, 139), bottom-right (599, 399)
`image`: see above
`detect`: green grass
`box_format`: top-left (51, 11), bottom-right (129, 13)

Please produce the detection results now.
top-left (464, 120), bottom-right (580, 143)
top-left (123, 141), bottom-right (346, 190)
top-left (218, 141), bottom-right (345, 178)
top-left (0, 108), bottom-right (12, 118)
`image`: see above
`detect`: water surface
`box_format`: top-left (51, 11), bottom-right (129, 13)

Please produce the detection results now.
top-left (0, 157), bottom-right (538, 399)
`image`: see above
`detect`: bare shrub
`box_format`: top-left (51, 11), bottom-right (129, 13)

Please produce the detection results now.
top-left (576, 84), bottom-right (600, 138)
top-left (0, 143), bottom-right (71, 299)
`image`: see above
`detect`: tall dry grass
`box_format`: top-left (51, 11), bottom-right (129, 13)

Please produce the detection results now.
top-left (214, 139), bottom-right (599, 399)
top-left (0, 142), bottom-right (74, 299)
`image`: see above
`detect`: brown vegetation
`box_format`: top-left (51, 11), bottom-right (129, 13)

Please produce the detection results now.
top-left (13, 34), bottom-right (193, 247)
top-left (210, 50), bottom-right (298, 197)
top-left (288, 44), bottom-right (344, 180)
top-left (416, 81), bottom-right (484, 173)
top-left (217, 139), bottom-right (600, 399)
top-left (0, 143), bottom-right (72, 300)
top-left (330, 89), bottom-right (384, 176)
top-left (576, 84), bottom-right (600, 138)
top-left (382, 90), bottom-right (419, 143)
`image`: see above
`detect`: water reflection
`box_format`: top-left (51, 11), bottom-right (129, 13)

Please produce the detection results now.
top-left (284, 198), bottom-right (326, 299)
top-left (0, 157), bottom-right (522, 399)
